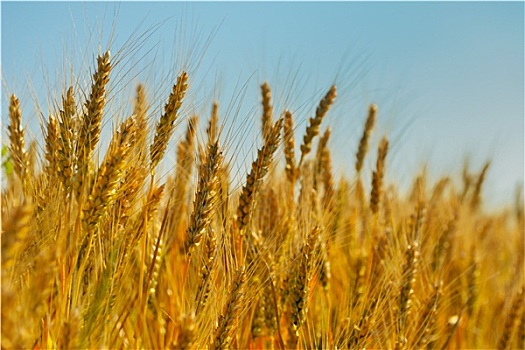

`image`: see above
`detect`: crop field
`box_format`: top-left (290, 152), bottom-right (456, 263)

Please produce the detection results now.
top-left (1, 4), bottom-right (524, 350)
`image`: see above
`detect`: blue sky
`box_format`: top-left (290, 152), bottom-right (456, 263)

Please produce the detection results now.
top-left (2, 2), bottom-right (523, 208)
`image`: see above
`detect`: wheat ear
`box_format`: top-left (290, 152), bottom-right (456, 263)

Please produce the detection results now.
top-left (237, 117), bottom-right (283, 233)
top-left (195, 227), bottom-right (217, 315)
top-left (176, 115), bottom-right (198, 179)
top-left (416, 281), bottom-right (442, 347)
top-left (185, 141), bottom-right (222, 253)
top-left (198, 101), bottom-right (219, 165)
top-left (165, 115), bottom-right (198, 249)
top-left (395, 238), bottom-right (419, 349)
top-left (44, 114), bottom-right (60, 179)
top-left (56, 87), bottom-right (76, 193)
top-left (470, 161), bottom-right (490, 211)
top-left (132, 84), bottom-right (149, 166)
top-left (370, 137), bottom-right (389, 214)
top-left (289, 227), bottom-right (319, 338)
top-left (466, 244), bottom-right (479, 317)
top-left (133, 84), bottom-right (148, 133)
top-left (315, 127), bottom-right (335, 209)
top-left (82, 116), bottom-right (135, 235)
top-left (498, 286), bottom-right (524, 349)
top-left (7, 95), bottom-right (29, 186)
top-left (299, 85), bottom-right (337, 165)
top-left (283, 110), bottom-right (297, 183)
top-left (518, 304), bottom-right (525, 349)
top-left (261, 82), bottom-right (273, 142)
top-left (75, 51), bottom-right (111, 198)
top-left (212, 267), bottom-right (246, 350)
top-left (176, 314), bottom-right (196, 350)
top-left (1, 200), bottom-right (33, 271)
top-left (171, 115), bottom-right (198, 197)
top-left (460, 159), bottom-right (472, 201)
top-left (315, 127), bottom-right (331, 183)
top-left (207, 101), bottom-right (219, 145)
top-left (150, 71), bottom-right (188, 170)
top-left (128, 184), bottom-right (165, 249)
top-left (355, 104), bottom-right (377, 174)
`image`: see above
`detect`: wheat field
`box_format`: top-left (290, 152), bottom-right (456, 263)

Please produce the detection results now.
top-left (2, 47), bottom-right (524, 349)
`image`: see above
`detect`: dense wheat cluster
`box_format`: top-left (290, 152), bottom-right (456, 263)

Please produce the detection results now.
top-left (2, 49), bottom-right (524, 349)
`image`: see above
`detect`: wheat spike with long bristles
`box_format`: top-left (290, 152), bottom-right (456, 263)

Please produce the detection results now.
top-left (195, 227), bottom-right (217, 315)
top-left (321, 147), bottom-right (334, 210)
top-left (185, 141), bottom-right (222, 254)
top-left (460, 159), bottom-right (473, 202)
top-left (370, 137), bottom-right (389, 214)
top-left (212, 267), bottom-right (246, 350)
top-left (397, 241), bottom-right (420, 346)
top-left (470, 161), bottom-right (490, 211)
top-left (165, 115), bottom-right (198, 250)
top-left (7, 95), bottom-right (29, 187)
top-left (288, 226), bottom-right (319, 345)
top-left (126, 184), bottom-right (165, 252)
top-left (315, 127), bottom-right (331, 183)
top-left (299, 85), bottom-right (337, 165)
top-left (313, 127), bottom-right (335, 214)
top-left (283, 110), bottom-right (297, 184)
top-left (466, 244), bottom-right (479, 318)
top-left (416, 281), bottom-right (442, 347)
top-left (237, 118), bottom-right (283, 233)
top-left (199, 101), bottom-right (219, 165)
top-left (1, 200), bottom-right (33, 271)
top-left (208, 101), bottom-right (219, 145)
top-left (498, 286), bottom-right (524, 349)
top-left (177, 115), bottom-right (198, 175)
top-left (82, 116), bottom-right (136, 236)
top-left (177, 314), bottom-right (196, 350)
top-left (261, 82), bottom-right (273, 143)
top-left (132, 84), bottom-right (149, 167)
top-left (56, 87), bottom-right (76, 193)
top-left (133, 84), bottom-right (148, 132)
top-left (44, 115), bottom-right (60, 179)
top-left (355, 104), bottom-right (378, 174)
top-left (518, 305), bottom-right (525, 349)
top-left (75, 51), bottom-right (111, 199)
top-left (150, 71), bottom-right (188, 170)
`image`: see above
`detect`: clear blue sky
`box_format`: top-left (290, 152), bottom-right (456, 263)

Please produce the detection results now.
top-left (2, 2), bottom-right (523, 208)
